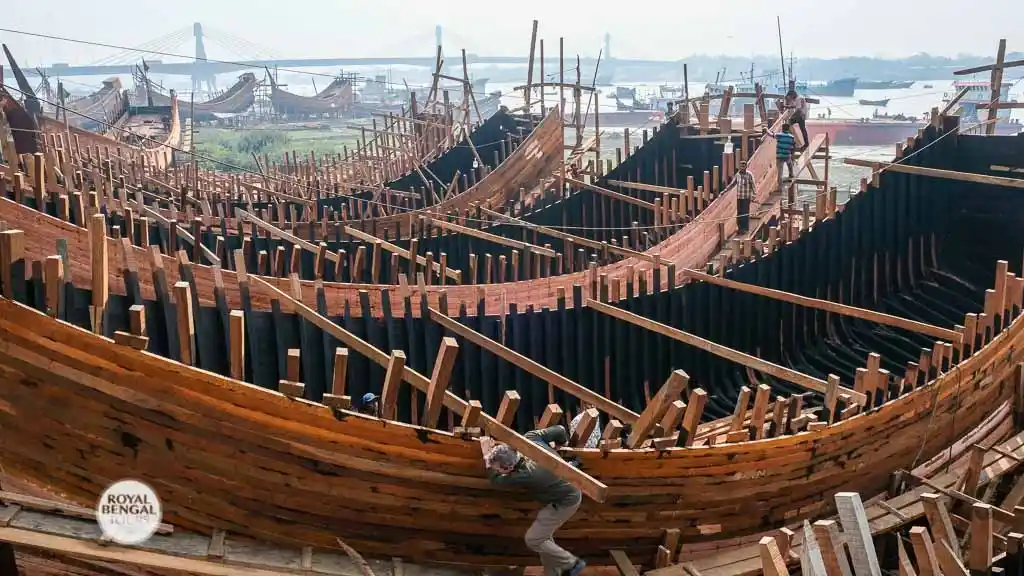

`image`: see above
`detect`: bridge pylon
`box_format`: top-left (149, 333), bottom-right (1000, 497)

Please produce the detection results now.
top-left (191, 22), bottom-right (218, 97)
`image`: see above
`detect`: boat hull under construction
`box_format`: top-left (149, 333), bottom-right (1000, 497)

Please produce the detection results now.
top-left (1, 115), bottom-right (1024, 566)
top-left (142, 72), bottom-right (259, 121)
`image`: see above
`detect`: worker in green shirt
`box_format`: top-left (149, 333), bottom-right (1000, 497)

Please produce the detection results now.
top-left (480, 427), bottom-right (586, 576)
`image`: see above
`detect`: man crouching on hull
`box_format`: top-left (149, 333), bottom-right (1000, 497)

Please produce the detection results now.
top-left (480, 427), bottom-right (587, 576)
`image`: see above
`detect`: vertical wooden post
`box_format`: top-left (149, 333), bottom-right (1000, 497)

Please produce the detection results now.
top-left (424, 337), bottom-right (459, 428)
top-left (43, 254), bottom-right (64, 317)
top-left (229, 310), bottom-right (245, 381)
top-left (89, 214), bottom-right (109, 334)
top-left (323, 347), bottom-right (351, 409)
top-left (380, 350), bottom-right (407, 420)
top-left (173, 281), bottom-right (195, 365)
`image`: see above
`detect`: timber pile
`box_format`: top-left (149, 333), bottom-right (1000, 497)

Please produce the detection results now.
top-left (750, 485), bottom-right (1024, 576)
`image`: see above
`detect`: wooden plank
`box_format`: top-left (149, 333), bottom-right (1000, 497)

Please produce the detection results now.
top-left (800, 520), bottom-right (827, 576)
top-left (246, 272), bottom-right (609, 502)
top-left (229, 310), bottom-right (245, 380)
top-left (814, 520), bottom-right (853, 576)
top-left (986, 40), bottom-right (1007, 136)
top-left (43, 255), bottom-right (63, 317)
top-left (343, 225), bottom-right (460, 281)
top-left (238, 208), bottom-right (340, 263)
top-left (896, 538), bottom-right (917, 576)
top-left (610, 550), bottom-right (640, 576)
top-left (909, 526), bottom-right (939, 576)
top-left (835, 492), bottom-right (881, 576)
top-left (626, 370), bottom-right (688, 448)
top-left (88, 214), bottom-right (108, 334)
top-left (566, 177), bottom-right (657, 211)
top-left (478, 205), bottom-right (657, 264)
top-left (379, 351), bottom-right (407, 420)
top-left (844, 158), bottom-right (1024, 190)
top-left (921, 492), bottom-right (960, 557)
top-left (427, 217), bottom-right (557, 258)
top-left (495, 391), bottom-right (520, 427)
top-left (969, 503), bottom-right (993, 574)
top-left (424, 337), bottom-right (459, 428)
top-left (730, 386), bottom-right (751, 432)
top-left (680, 388), bottom-right (707, 447)
top-left (426, 307), bottom-right (639, 425)
top-left (173, 281), bottom-right (195, 366)
top-left (0, 525), bottom-right (324, 576)
top-left (682, 268), bottom-right (961, 342)
top-left (935, 539), bottom-right (969, 576)
top-left (954, 57), bottom-right (1024, 75)
top-left (759, 536), bottom-right (790, 576)
top-left (586, 299), bottom-right (865, 404)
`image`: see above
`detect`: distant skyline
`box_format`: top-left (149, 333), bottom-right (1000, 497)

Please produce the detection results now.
top-left (1, 0), bottom-right (1021, 66)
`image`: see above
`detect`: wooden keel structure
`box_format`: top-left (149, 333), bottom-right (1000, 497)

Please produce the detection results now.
top-left (2, 34), bottom-right (1024, 574)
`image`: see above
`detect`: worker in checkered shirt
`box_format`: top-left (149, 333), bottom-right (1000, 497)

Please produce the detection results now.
top-left (735, 160), bottom-right (755, 233)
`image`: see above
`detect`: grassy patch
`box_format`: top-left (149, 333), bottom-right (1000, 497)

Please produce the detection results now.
top-left (193, 126), bottom-right (363, 173)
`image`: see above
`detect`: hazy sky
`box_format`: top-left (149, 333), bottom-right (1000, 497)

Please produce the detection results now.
top-left (2, 0), bottom-right (1022, 65)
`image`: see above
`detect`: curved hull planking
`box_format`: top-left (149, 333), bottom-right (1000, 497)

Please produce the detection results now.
top-left (271, 78), bottom-right (353, 116)
top-left (1, 123), bottom-right (1023, 565)
top-left (146, 73), bottom-right (258, 121)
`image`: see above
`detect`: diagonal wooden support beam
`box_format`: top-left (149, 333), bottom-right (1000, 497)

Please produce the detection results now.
top-left (682, 268), bottom-right (962, 342)
top-left (426, 216), bottom-right (557, 258)
top-left (954, 57), bottom-right (1024, 76)
top-left (245, 270), bottom-right (608, 502)
top-left (586, 298), bottom-right (866, 405)
top-left (237, 208), bottom-right (340, 263)
top-left (604, 179), bottom-right (686, 196)
top-left (566, 177), bottom-right (657, 211)
top-left (426, 307), bottom-right (639, 425)
top-left (626, 370), bottom-right (688, 448)
top-left (843, 159), bottom-right (1024, 190)
top-left (940, 86), bottom-right (971, 117)
top-left (477, 205), bottom-right (659, 265)
top-left (343, 225), bottom-right (461, 281)
top-left (424, 336), bottom-right (459, 428)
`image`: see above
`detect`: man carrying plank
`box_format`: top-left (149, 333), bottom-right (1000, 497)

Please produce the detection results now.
top-left (481, 428), bottom-right (587, 576)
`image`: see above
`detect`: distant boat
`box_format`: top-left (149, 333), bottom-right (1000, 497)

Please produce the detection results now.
top-left (782, 77), bottom-right (857, 98)
top-left (802, 77), bottom-right (858, 97)
top-left (857, 80), bottom-right (915, 90)
top-left (858, 98), bottom-right (890, 106)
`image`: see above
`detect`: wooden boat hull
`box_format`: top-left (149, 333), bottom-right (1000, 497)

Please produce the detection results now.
top-left (271, 78), bottom-right (353, 116)
top-left (2, 123), bottom-right (1023, 566)
top-left (146, 72), bottom-right (258, 121)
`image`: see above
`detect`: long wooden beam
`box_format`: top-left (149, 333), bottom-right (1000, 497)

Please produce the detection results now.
top-left (843, 159), bottom-right (1024, 190)
top-left (604, 179), bottom-right (686, 196)
top-left (477, 205), bottom-right (658, 265)
top-left (342, 225), bottom-right (461, 281)
top-left (566, 177), bottom-right (657, 211)
top-left (0, 526), bottom-right (282, 576)
top-left (245, 272), bottom-right (608, 501)
top-left (237, 208), bottom-right (340, 263)
top-left (939, 86), bottom-right (971, 117)
top-left (585, 298), bottom-right (866, 405)
top-left (426, 307), bottom-right (640, 425)
top-left (426, 216), bottom-right (558, 258)
top-left (682, 268), bottom-right (962, 342)
top-left (954, 58), bottom-right (1024, 76)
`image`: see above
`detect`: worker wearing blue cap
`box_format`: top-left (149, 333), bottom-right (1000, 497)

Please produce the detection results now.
top-left (359, 392), bottom-right (381, 417)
